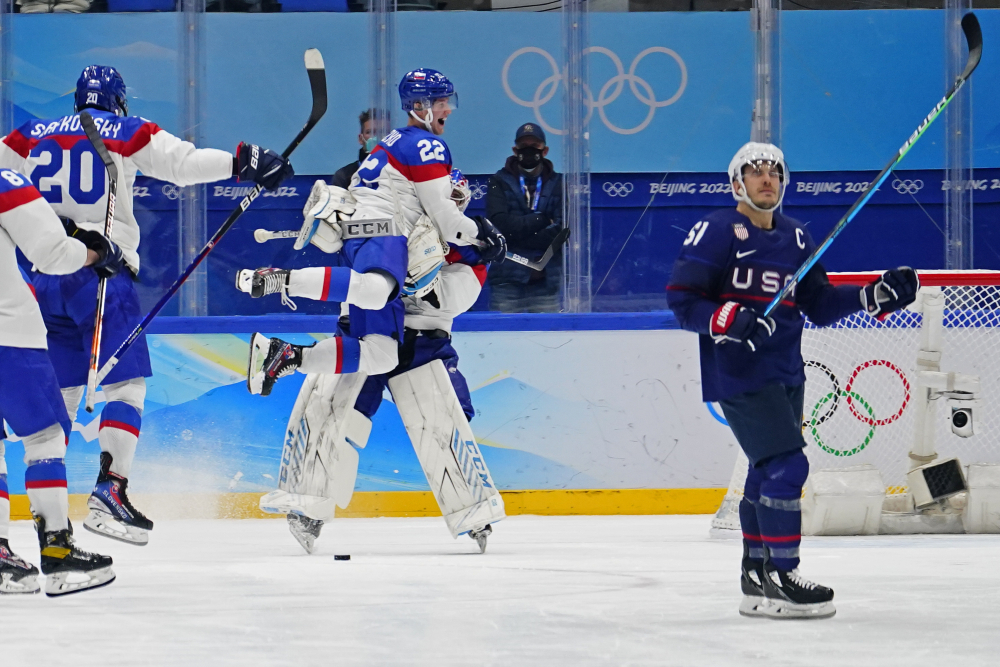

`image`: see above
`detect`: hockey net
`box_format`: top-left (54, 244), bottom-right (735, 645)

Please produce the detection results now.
top-left (712, 270), bottom-right (1000, 531)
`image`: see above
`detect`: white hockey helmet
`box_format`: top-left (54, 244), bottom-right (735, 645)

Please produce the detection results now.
top-left (728, 142), bottom-right (788, 212)
top-left (449, 168), bottom-right (471, 213)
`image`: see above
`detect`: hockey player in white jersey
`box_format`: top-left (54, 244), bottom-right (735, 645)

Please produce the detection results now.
top-left (0, 65), bottom-right (294, 547)
top-left (240, 68), bottom-right (504, 394)
top-left (0, 168), bottom-right (124, 595)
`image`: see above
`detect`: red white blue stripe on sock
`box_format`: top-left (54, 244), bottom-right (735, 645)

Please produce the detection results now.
top-left (24, 459), bottom-right (67, 490)
top-left (0, 473), bottom-right (8, 501)
top-left (320, 267), bottom-right (352, 302)
top-left (100, 401), bottom-right (142, 437)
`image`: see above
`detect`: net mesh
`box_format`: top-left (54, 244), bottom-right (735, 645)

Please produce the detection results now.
top-left (712, 271), bottom-right (1000, 530)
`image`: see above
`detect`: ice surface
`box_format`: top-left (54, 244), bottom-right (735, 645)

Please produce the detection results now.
top-left (3, 515), bottom-right (999, 666)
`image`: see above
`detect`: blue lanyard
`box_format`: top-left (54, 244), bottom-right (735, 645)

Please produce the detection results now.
top-left (519, 175), bottom-right (542, 212)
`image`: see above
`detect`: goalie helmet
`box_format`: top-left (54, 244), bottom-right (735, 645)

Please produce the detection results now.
top-left (449, 168), bottom-right (471, 213)
top-left (728, 142), bottom-right (788, 212)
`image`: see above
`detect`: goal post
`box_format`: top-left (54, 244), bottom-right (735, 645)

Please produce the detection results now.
top-left (711, 270), bottom-right (1000, 535)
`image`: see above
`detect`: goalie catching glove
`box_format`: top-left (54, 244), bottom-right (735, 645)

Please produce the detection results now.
top-left (860, 266), bottom-right (919, 318)
top-left (710, 301), bottom-right (775, 352)
top-left (296, 180), bottom-right (357, 253)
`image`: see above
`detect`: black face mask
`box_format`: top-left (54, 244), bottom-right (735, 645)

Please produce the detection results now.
top-left (516, 147), bottom-right (543, 171)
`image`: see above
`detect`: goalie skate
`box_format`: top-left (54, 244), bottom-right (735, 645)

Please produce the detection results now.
top-left (287, 514), bottom-right (324, 554)
top-left (469, 524), bottom-right (492, 554)
top-left (0, 538), bottom-right (40, 595)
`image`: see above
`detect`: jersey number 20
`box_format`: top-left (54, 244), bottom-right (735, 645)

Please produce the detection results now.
top-left (28, 138), bottom-right (106, 206)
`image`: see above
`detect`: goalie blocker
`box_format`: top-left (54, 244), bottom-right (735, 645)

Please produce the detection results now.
top-left (259, 359), bottom-right (504, 546)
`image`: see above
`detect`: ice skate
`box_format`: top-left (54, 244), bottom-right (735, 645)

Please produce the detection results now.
top-left (287, 513), bottom-right (323, 554)
top-left (247, 332), bottom-right (307, 396)
top-left (83, 452), bottom-right (153, 546)
top-left (738, 556), bottom-right (769, 618)
top-left (760, 560), bottom-right (836, 620)
top-left (469, 524), bottom-right (492, 554)
top-left (36, 518), bottom-right (115, 597)
top-left (0, 538), bottom-right (40, 594)
top-left (236, 267), bottom-right (295, 309)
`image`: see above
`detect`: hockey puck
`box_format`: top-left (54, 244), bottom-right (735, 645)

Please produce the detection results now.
top-left (334, 554), bottom-right (351, 561)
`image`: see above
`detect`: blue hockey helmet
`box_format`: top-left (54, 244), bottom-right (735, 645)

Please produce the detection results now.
top-left (75, 65), bottom-right (128, 117)
top-left (398, 69), bottom-right (457, 112)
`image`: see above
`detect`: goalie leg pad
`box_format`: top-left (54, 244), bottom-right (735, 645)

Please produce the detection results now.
top-left (259, 372), bottom-right (371, 521)
top-left (389, 360), bottom-right (505, 538)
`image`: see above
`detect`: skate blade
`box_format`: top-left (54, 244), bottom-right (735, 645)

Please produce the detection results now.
top-left (45, 566), bottom-right (115, 597)
top-left (474, 534), bottom-right (488, 554)
top-left (738, 595), bottom-right (770, 618)
top-left (761, 599), bottom-right (836, 620)
top-left (0, 571), bottom-right (41, 595)
top-left (287, 524), bottom-right (317, 555)
top-left (247, 333), bottom-right (270, 395)
top-left (83, 509), bottom-right (150, 546)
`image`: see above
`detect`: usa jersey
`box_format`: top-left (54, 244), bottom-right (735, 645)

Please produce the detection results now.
top-left (0, 169), bottom-right (88, 349)
top-left (350, 126), bottom-right (479, 245)
top-left (667, 208), bottom-right (861, 402)
top-left (403, 245), bottom-right (486, 333)
top-left (0, 110), bottom-right (233, 271)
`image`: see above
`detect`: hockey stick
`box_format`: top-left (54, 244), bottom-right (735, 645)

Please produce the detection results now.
top-left (254, 228), bottom-right (300, 242)
top-left (460, 227), bottom-right (570, 271)
top-left (79, 111), bottom-right (119, 413)
top-left (763, 12), bottom-right (983, 318)
top-left (94, 48), bottom-right (327, 386)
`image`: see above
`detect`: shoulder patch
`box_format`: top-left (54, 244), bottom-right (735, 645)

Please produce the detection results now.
top-left (732, 223), bottom-right (749, 241)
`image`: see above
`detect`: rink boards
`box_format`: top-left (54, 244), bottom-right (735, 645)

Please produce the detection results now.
top-left (4, 314), bottom-right (741, 519)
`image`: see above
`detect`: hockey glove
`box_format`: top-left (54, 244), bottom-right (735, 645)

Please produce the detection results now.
top-left (73, 229), bottom-right (124, 279)
top-left (861, 266), bottom-right (920, 318)
top-left (236, 142), bottom-right (294, 191)
top-left (473, 215), bottom-right (507, 264)
top-left (710, 301), bottom-right (776, 352)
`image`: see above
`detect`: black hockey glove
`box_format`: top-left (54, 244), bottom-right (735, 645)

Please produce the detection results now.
top-left (235, 142), bottom-right (294, 191)
top-left (861, 266), bottom-right (919, 318)
top-left (473, 215), bottom-right (507, 264)
top-left (72, 228), bottom-right (124, 279)
top-left (710, 301), bottom-right (775, 352)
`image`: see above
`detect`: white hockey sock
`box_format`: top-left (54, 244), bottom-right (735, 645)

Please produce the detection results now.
top-left (99, 378), bottom-right (146, 479)
top-left (299, 333), bottom-right (398, 376)
top-left (61, 385), bottom-right (84, 423)
top-left (288, 267), bottom-right (395, 310)
top-left (23, 424), bottom-right (69, 533)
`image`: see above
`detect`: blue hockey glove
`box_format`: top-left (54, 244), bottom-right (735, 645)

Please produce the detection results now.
top-left (236, 142), bottom-right (294, 190)
top-left (473, 215), bottom-right (507, 264)
top-left (710, 301), bottom-right (775, 352)
top-left (73, 228), bottom-right (124, 279)
top-left (861, 266), bottom-right (920, 318)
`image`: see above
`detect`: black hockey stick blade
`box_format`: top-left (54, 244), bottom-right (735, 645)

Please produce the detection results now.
top-left (519, 227), bottom-right (571, 271)
top-left (95, 49), bottom-right (327, 386)
top-left (282, 48), bottom-right (327, 160)
top-left (961, 13), bottom-right (983, 80)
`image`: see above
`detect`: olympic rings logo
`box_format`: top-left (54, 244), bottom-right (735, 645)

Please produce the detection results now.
top-left (470, 183), bottom-right (488, 200)
top-left (603, 182), bottom-right (634, 197)
top-left (501, 46), bottom-right (688, 136)
top-left (893, 179), bottom-right (924, 195)
top-left (803, 359), bottom-right (911, 457)
top-left (162, 184), bottom-right (181, 200)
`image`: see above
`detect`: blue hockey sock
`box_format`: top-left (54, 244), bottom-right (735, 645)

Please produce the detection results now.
top-left (754, 450), bottom-right (808, 571)
top-left (25, 458), bottom-right (68, 532)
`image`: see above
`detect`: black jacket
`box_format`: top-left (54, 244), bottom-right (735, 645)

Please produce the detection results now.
top-left (331, 147), bottom-right (366, 189)
top-left (485, 155), bottom-right (563, 284)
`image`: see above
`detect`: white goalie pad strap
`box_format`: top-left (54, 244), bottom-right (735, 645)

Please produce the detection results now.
top-left (259, 371), bottom-right (371, 520)
top-left (389, 360), bottom-right (506, 538)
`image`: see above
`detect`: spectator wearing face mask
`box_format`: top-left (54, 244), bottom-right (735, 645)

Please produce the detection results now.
top-left (485, 123), bottom-right (563, 313)
top-left (332, 109), bottom-right (379, 189)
